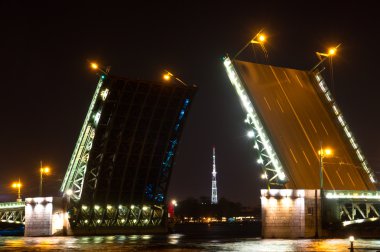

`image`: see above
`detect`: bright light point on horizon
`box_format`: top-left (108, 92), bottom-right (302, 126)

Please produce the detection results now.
top-left (258, 34), bottom-right (266, 42)
top-left (163, 74), bottom-right (171, 81)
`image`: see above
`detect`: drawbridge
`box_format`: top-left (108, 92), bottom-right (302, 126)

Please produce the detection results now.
top-left (223, 56), bottom-right (379, 229)
top-left (0, 71), bottom-right (196, 235)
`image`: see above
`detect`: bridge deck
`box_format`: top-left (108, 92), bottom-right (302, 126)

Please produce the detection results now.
top-left (233, 60), bottom-right (375, 190)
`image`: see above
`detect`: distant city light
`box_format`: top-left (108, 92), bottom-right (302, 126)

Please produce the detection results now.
top-left (258, 34), bottom-right (266, 42)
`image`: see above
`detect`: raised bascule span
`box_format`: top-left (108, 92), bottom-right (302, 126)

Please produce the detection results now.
top-left (224, 57), bottom-right (376, 190)
top-left (0, 70), bottom-right (197, 236)
top-left (224, 56), bottom-right (380, 237)
top-left (58, 74), bottom-right (197, 235)
top-left (0, 54), bottom-right (378, 237)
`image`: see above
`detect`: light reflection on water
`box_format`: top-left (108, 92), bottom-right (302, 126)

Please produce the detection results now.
top-left (1, 235), bottom-right (380, 251)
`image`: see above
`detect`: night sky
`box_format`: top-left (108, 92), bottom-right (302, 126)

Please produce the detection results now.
top-left (1, 1), bottom-right (379, 207)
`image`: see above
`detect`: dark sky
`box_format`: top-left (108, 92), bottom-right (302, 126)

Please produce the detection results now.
top-left (1, 1), bottom-right (379, 207)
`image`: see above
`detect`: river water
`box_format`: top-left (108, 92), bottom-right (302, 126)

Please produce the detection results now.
top-left (1, 235), bottom-right (380, 251)
top-left (1, 223), bottom-right (380, 251)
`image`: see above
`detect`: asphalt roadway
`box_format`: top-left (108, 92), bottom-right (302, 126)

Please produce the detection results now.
top-left (233, 60), bottom-right (375, 190)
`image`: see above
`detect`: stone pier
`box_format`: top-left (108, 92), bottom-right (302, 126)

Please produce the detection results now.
top-left (261, 189), bottom-right (321, 238)
top-left (24, 197), bottom-right (69, 236)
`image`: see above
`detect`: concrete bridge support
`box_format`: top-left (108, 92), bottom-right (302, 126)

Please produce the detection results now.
top-left (24, 197), bottom-right (69, 236)
top-left (261, 189), bottom-right (321, 238)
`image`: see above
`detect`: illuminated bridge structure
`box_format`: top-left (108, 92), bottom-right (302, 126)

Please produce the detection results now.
top-left (0, 202), bottom-right (25, 224)
top-left (223, 56), bottom-right (380, 236)
top-left (58, 73), bottom-right (196, 235)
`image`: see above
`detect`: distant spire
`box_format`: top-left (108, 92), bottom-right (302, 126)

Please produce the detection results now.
top-left (211, 146), bottom-right (218, 204)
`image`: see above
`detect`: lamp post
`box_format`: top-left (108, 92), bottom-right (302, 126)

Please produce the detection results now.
top-left (90, 62), bottom-right (111, 75)
top-left (12, 179), bottom-right (22, 202)
top-left (318, 147), bottom-right (333, 190)
top-left (234, 29), bottom-right (268, 59)
top-left (349, 236), bottom-right (355, 252)
top-left (315, 146), bottom-right (333, 238)
top-left (39, 161), bottom-right (50, 197)
top-left (163, 70), bottom-right (188, 86)
top-left (311, 44), bottom-right (340, 72)
top-left (168, 199), bottom-right (178, 218)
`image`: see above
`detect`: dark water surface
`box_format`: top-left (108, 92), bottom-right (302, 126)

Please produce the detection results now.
top-left (1, 235), bottom-right (380, 251)
top-left (1, 223), bottom-right (380, 251)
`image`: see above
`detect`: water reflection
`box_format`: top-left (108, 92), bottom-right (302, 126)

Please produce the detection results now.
top-left (0, 235), bottom-right (379, 251)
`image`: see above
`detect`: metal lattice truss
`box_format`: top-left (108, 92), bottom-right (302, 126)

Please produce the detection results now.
top-left (223, 57), bottom-right (287, 185)
top-left (325, 190), bottom-right (380, 226)
top-left (69, 204), bottom-right (164, 229)
top-left (60, 77), bottom-right (109, 201)
top-left (0, 202), bottom-right (25, 224)
top-left (340, 202), bottom-right (380, 226)
top-left (155, 99), bottom-right (191, 202)
top-left (313, 72), bottom-right (377, 184)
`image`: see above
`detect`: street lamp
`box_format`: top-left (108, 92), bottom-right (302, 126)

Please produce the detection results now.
top-left (89, 61), bottom-right (111, 76)
top-left (349, 236), bottom-right (355, 252)
top-left (12, 179), bottom-right (22, 202)
top-left (318, 147), bottom-right (333, 189)
top-left (39, 161), bottom-right (51, 197)
top-left (168, 199), bottom-right (178, 218)
top-left (234, 29), bottom-right (268, 59)
top-left (162, 70), bottom-right (188, 86)
top-left (311, 44), bottom-right (340, 72)
top-left (171, 199), bottom-right (178, 207)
